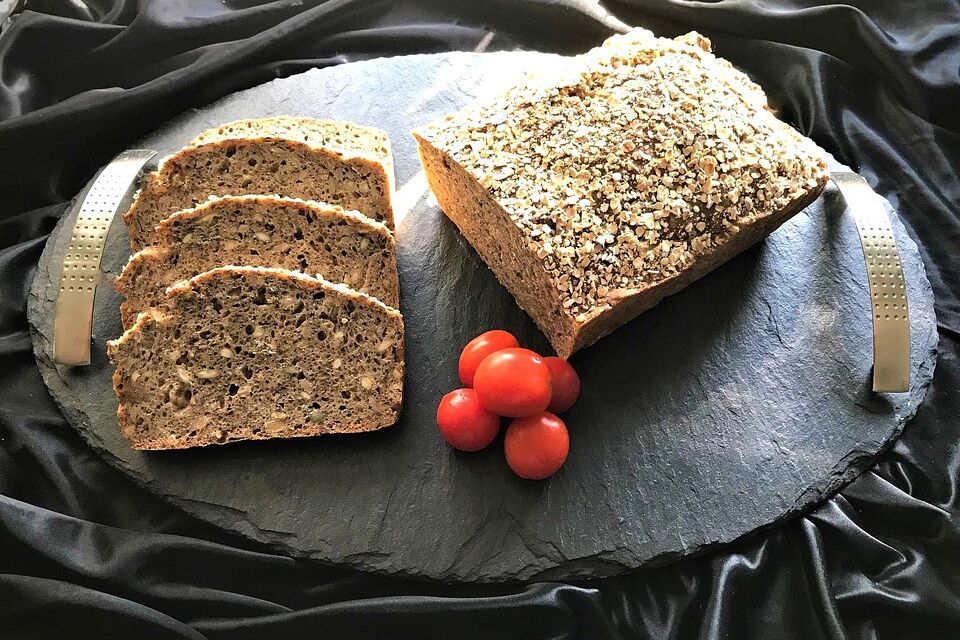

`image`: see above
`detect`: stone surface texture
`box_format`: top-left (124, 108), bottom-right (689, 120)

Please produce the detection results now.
top-left (28, 53), bottom-right (938, 582)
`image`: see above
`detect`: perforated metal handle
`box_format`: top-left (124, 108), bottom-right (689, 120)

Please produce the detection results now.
top-left (831, 172), bottom-right (910, 393)
top-left (53, 149), bottom-right (156, 366)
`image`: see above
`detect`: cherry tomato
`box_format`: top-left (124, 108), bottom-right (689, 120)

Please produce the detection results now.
top-left (473, 348), bottom-right (552, 417)
top-left (459, 330), bottom-right (520, 387)
top-left (436, 388), bottom-right (501, 452)
top-left (545, 357), bottom-right (581, 413)
top-left (504, 412), bottom-right (569, 480)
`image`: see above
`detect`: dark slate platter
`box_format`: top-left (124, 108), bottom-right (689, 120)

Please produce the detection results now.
top-left (28, 52), bottom-right (938, 582)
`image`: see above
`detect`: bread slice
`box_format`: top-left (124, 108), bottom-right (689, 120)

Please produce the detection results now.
top-left (115, 195), bottom-right (399, 328)
top-left (123, 117), bottom-right (394, 250)
top-left (107, 266), bottom-right (405, 450)
top-left (414, 29), bottom-right (829, 358)
top-left (189, 117), bottom-right (395, 180)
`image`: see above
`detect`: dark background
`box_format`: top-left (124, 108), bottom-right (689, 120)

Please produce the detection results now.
top-left (1, 1), bottom-right (958, 638)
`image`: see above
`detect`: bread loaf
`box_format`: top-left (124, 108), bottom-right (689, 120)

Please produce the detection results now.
top-left (123, 117), bottom-right (394, 250)
top-left (107, 266), bottom-right (405, 450)
top-left (414, 30), bottom-right (829, 358)
top-left (115, 195), bottom-right (399, 328)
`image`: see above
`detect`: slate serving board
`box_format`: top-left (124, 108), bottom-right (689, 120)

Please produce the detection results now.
top-left (29, 52), bottom-right (938, 582)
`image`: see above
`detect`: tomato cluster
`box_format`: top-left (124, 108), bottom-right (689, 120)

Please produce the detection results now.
top-left (436, 330), bottom-right (581, 480)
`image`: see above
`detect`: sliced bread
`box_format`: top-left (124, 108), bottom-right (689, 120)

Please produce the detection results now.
top-left (107, 266), bottom-right (405, 450)
top-left (189, 117), bottom-right (395, 179)
top-left (123, 117), bottom-right (395, 250)
top-left (414, 29), bottom-right (829, 358)
top-left (115, 195), bottom-right (399, 328)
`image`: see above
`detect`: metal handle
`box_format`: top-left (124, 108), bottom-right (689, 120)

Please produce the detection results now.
top-left (831, 171), bottom-right (910, 393)
top-left (53, 149), bottom-right (156, 365)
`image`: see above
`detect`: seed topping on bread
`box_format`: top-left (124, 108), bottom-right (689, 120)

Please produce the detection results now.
top-left (419, 30), bottom-right (828, 320)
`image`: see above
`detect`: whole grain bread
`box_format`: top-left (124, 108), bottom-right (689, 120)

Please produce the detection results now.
top-left (115, 195), bottom-right (399, 328)
top-left (414, 29), bottom-right (829, 358)
top-left (123, 117), bottom-right (395, 250)
top-left (107, 266), bottom-right (405, 450)
top-left (189, 117), bottom-right (394, 180)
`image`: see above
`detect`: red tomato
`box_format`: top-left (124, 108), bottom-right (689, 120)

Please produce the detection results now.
top-left (545, 357), bottom-right (581, 413)
top-left (459, 330), bottom-right (520, 387)
top-left (504, 412), bottom-right (569, 480)
top-left (436, 388), bottom-right (501, 452)
top-left (473, 348), bottom-right (553, 417)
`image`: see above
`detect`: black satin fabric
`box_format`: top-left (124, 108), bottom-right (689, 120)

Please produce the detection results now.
top-left (1, 1), bottom-right (958, 638)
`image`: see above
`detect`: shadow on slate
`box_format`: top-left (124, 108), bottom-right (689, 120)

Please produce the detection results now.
top-left (28, 52), bottom-right (938, 582)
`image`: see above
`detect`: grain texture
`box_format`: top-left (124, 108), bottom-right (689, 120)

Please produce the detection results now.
top-left (123, 117), bottom-right (394, 249)
top-left (115, 195), bottom-right (398, 327)
top-left (108, 266), bottom-right (405, 449)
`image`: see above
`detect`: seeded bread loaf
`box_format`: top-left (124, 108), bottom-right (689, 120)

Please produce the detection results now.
top-left (414, 29), bottom-right (829, 358)
top-left (107, 266), bottom-right (405, 450)
top-left (123, 117), bottom-right (395, 250)
top-left (115, 195), bottom-right (399, 328)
